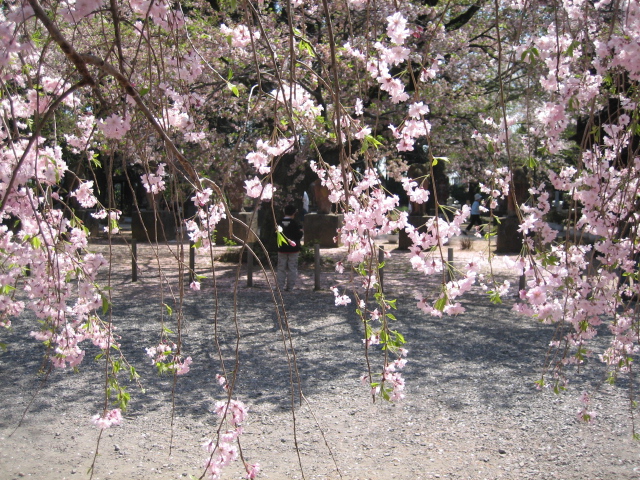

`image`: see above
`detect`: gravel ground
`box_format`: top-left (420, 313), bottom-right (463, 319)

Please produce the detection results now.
top-left (1, 236), bottom-right (639, 480)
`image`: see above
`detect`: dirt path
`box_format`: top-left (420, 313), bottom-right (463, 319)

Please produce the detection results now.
top-left (1, 237), bottom-right (639, 479)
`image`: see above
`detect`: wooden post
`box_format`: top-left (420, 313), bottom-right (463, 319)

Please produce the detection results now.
top-left (378, 245), bottom-right (384, 293)
top-left (446, 247), bottom-right (454, 283)
top-left (131, 239), bottom-right (138, 282)
top-left (189, 241), bottom-right (195, 283)
top-left (247, 245), bottom-right (254, 287)
top-left (314, 244), bottom-right (321, 291)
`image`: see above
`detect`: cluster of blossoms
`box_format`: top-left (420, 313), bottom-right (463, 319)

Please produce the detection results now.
top-left (156, 82), bottom-right (202, 131)
top-left (64, 115), bottom-right (96, 153)
top-left (91, 408), bottom-right (123, 429)
top-left (0, 145), bottom-right (120, 420)
top-left (478, 166), bottom-right (511, 211)
top-left (244, 177), bottom-right (274, 201)
top-left (141, 163), bottom-right (167, 195)
top-left (272, 84), bottom-right (324, 124)
top-left (314, 164), bottom-right (413, 401)
top-left (576, 391), bottom-right (597, 424)
top-left (245, 137), bottom-right (295, 176)
top-left (71, 181), bottom-right (98, 208)
top-left (146, 342), bottom-right (193, 375)
top-left (338, 168), bottom-right (406, 264)
top-left (185, 189), bottom-right (227, 251)
top-left (126, 0), bottom-right (186, 31)
top-left (514, 136), bottom-right (640, 377)
top-left (390, 102), bottom-right (431, 152)
top-left (342, 12), bottom-right (440, 152)
top-left (91, 208), bottom-right (122, 234)
top-left (331, 286), bottom-right (351, 306)
top-left (220, 23), bottom-right (260, 50)
top-left (361, 349), bottom-right (409, 402)
top-left (99, 113), bottom-right (131, 140)
top-left (381, 355), bottom-right (408, 401)
top-left (0, 140), bottom-right (115, 370)
top-left (366, 14), bottom-right (411, 105)
top-left (202, 397), bottom-right (258, 479)
top-left (309, 161), bottom-right (350, 204)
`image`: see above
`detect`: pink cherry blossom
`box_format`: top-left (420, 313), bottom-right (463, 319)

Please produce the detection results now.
top-left (71, 181), bottom-right (97, 208)
top-left (99, 113), bottom-right (131, 139)
top-left (91, 408), bottom-right (122, 429)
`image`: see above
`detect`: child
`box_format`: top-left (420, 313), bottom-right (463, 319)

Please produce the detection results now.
top-left (277, 205), bottom-right (304, 291)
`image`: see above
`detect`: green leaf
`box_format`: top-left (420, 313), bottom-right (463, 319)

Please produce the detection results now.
top-left (227, 82), bottom-right (239, 97)
top-left (541, 253), bottom-right (560, 267)
top-left (527, 157), bottom-right (538, 169)
top-left (112, 359), bottom-right (122, 373)
top-left (164, 303), bottom-right (173, 317)
top-left (138, 87), bottom-right (150, 96)
top-left (553, 383), bottom-right (566, 394)
top-left (364, 324), bottom-right (373, 339)
top-left (101, 295), bottom-right (110, 315)
top-left (434, 295), bottom-right (447, 312)
top-left (520, 46), bottom-right (540, 62)
top-left (361, 134), bottom-right (383, 153)
top-left (486, 142), bottom-right (495, 155)
top-left (298, 39), bottom-right (315, 56)
top-left (90, 152), bottom-right (101, 168)
top-left (386, 313), bottom-right (397, 320)
top-left (564, 40), bottom-right (580, 57)
top-left (489, 290), bottom-right (502, 304)
top-left (117, 390), bottom-right (130, 410)
top-left (30, 236), bottom-right (42, 249)
top-left (381, 387), bottom-right (391, 401)
top-left (277, 231), bottom-right (287, 247)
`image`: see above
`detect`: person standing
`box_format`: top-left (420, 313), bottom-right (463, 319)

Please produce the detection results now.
top-left (277, 205), bottom-right (303, 291)
top-left (465, 193), bottom-right (483, 233)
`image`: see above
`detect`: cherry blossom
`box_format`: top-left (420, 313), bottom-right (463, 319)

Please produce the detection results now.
top-left (99, 113), bottom-right (131, 139)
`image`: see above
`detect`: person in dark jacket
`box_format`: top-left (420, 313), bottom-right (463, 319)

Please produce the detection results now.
top-left (277, 205), bottom-right (304, 291)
